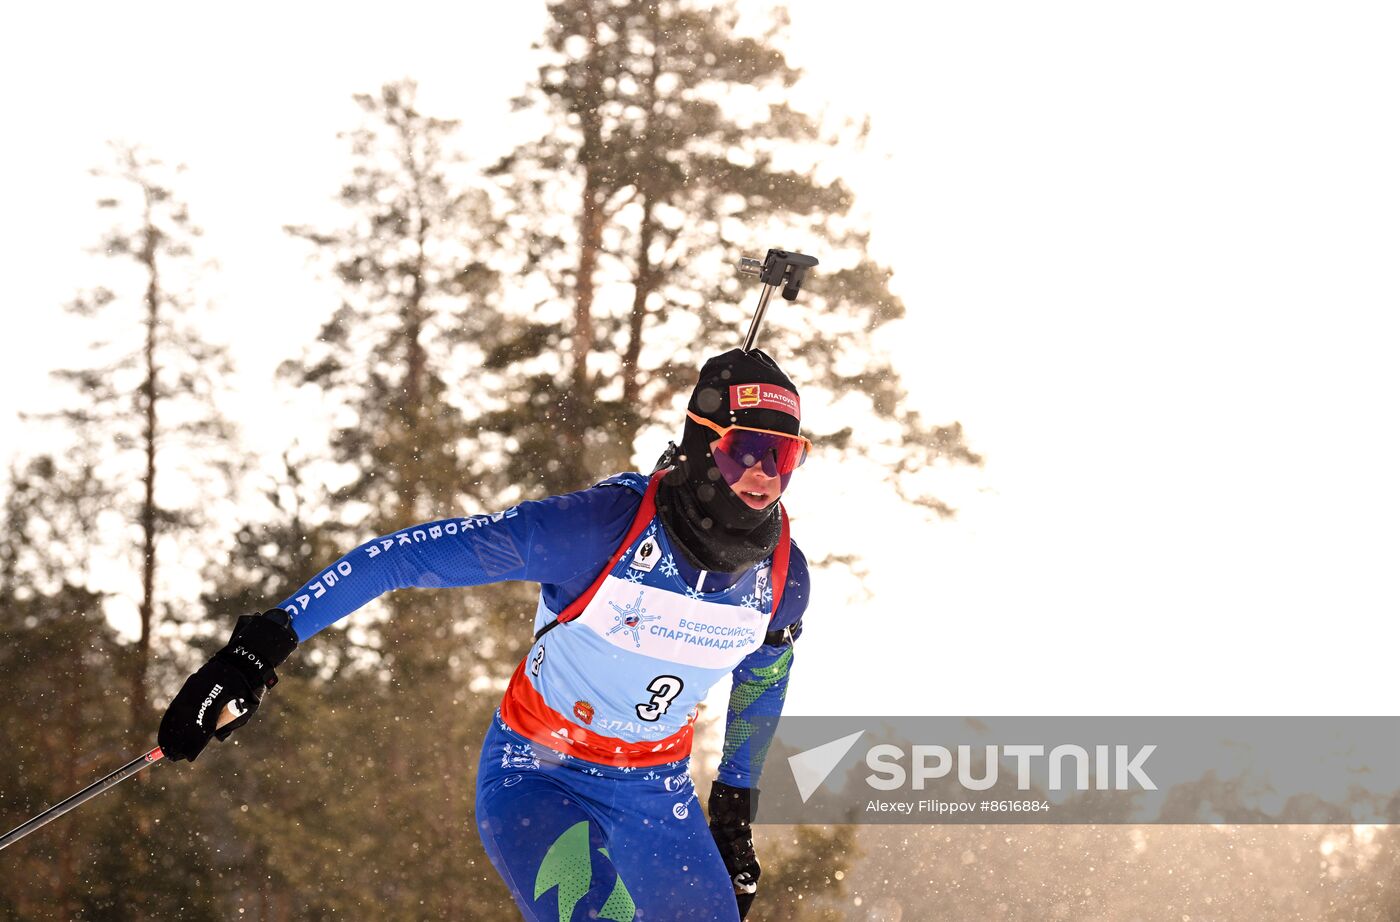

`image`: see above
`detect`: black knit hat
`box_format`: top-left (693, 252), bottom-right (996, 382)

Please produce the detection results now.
top-left (687, 348), bottom-right (801, 436)
top-left (653, 348), bottom-right (800, 572)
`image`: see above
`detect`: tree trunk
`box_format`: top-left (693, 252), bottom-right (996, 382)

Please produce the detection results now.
top-left (404, 177), bottom-right (429, 423)
top-left (619, 16), bottom-right (663, 447)
top-left (568, 3), bottom-right (606, 428)
top-left (56, 673), bottom-right (79, 919)
top-left (401, 221), bottom-right (428, 519)
top-left (573, 179), bottom-right (603, 396)
top-left (621, 197), bottom-right (657, 408)
top-left (135, 213), bottom-right (160, 733)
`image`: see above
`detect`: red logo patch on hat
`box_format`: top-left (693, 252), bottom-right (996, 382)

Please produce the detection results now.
top-left (573, 700), bottom-right (595, 724)
top-left (730, 383), bottom-right (800, 419)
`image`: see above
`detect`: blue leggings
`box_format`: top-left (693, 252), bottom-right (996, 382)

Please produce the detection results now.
top-left (475, 711), bottom-right (741, 922)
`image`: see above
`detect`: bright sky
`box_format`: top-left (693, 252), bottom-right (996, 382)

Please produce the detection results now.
top-left (2, 2), bottom-right (1398, 718)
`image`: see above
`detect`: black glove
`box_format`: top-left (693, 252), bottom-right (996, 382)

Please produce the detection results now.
top-left (158, 610), bottom-right (298, 762)
top-left (709, 780), bottom-right (761, 919)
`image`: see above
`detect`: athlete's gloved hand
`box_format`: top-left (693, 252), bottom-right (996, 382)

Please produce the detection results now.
top-left (709, 780), bottom-right (761, 919)
top-left (158, 610), bottom-right (298, 762)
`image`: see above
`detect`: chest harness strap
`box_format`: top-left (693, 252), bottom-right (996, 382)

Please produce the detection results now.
top-left (532, 470), bottom-right (795, 645)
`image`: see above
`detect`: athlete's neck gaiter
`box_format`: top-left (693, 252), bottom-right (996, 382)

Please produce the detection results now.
top-left (656, 419), bottom-right (781, 573)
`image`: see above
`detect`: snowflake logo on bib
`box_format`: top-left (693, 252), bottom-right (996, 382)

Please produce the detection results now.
top-left (659, 554), bottom-right (679, 578)
top-left (607, 591), bottom-right (661, 647)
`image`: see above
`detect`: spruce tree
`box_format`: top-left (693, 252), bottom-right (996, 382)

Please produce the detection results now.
top-left (39, 142), bottom-right (243, 733)
top-left (277, 79), bottom-right (517, 917)
top-left (486, 0), bottom-right (979, 502)
top-left (0, 456), bottom-right (220, 921)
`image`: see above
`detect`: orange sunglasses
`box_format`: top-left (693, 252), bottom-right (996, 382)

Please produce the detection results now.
top-left (686, 411), bottom-right (811, 486)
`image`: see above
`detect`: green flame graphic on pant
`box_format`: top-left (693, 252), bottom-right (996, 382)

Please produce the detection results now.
top-left (534, 820), bottom-right (636, 921)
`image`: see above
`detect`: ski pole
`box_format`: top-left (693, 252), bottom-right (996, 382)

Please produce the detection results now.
top-left (736, 249), bottom-right (819, 352)
top-left (0, 701), bottom-right (245, 853)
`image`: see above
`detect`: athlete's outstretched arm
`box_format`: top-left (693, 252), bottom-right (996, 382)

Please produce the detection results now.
top-left (158, 481), bottom-right (642, 762)
top-left (276, 483), bottom-right (640, 640)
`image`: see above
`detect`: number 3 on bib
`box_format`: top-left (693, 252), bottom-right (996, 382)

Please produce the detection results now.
top-left (636, 675), bottom-right (684, 722)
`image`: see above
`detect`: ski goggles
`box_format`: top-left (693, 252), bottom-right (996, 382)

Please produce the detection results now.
top-left (686, 411), bottom-right (811, 488)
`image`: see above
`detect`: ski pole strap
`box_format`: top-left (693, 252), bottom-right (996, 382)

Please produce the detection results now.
top-left (533, 470), bottom-right (667, 642)
top-left (769, 503), bottom-right (790, 616)
top-left (762, 505), bottom-right (796, 645)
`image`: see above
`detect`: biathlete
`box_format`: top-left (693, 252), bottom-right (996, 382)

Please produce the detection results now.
top-left (158, 348), bottom-right (813, 921)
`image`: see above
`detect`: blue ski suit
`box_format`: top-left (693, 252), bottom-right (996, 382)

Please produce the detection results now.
top-left (275, 472), bottom-right (809, 921)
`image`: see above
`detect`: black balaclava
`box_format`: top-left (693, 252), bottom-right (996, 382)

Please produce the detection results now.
top-left (656, 348), bottom-right (801, 574)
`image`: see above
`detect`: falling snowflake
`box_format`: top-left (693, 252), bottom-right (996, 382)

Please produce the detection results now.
top-left (659, 554), bottom-right (679, 578)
